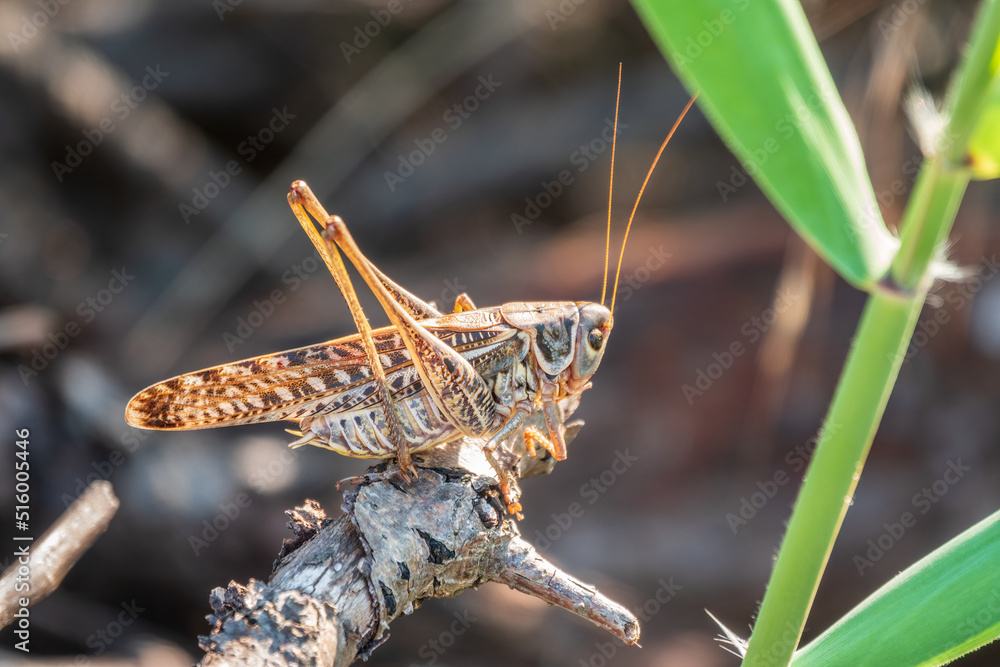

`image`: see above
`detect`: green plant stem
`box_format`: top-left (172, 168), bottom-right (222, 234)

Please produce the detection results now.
top-left (893, 0), bottom-right (998, 287)
top-left (742, 6), bottom-right (999, 665)
top-left (943, 0), bottom-right (1000, 168)
top-left (891, 160), bottom-right (969, 290)
top-left (742, 291), bottom-right (923, 667)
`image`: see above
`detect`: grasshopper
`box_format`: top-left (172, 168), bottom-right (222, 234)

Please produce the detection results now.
top-left (125, 85), bottom-right (696, 514)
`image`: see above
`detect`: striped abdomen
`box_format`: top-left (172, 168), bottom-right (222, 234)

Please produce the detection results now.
top-left (298, 390), bottom-right (458, 458)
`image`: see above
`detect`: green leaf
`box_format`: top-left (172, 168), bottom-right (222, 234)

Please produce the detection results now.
top-left (792, 508), bottom-right (1000, 666)
top-left (631, 0), bottom-right (898, 288)
top-left (943, 2), bottom-right (1000, 175)
top-left (968, 78), bottom-right (1000, 179)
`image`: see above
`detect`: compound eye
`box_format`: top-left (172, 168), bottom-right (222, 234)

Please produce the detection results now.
top-left (587, 328), bottom-right (604, 351)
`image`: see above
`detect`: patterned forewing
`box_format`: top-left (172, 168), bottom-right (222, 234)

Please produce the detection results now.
top-left (125, 321), bottom-right (516, 430)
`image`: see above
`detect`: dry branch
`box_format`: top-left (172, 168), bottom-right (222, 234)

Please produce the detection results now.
top-left (198, 396), bottom-right (640, 666)
top-left (0, 481), bottom-right (120, 629)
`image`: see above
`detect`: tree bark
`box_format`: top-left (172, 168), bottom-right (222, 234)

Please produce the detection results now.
top-left (0, 481), bottom-right (119, 629)
top-left (198, 396), bottom-right (640, 666)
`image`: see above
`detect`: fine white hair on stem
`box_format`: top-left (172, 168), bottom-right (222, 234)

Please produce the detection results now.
top-left (905, 83), bottom-right (949, 159)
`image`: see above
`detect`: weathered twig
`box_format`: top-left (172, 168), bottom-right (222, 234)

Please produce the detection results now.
top-left (198, 397), bottom-right (640, 666)
top-left (494, 539), bottom-right (640, 643)
top-left (0, 481), bottom-right (120, 629)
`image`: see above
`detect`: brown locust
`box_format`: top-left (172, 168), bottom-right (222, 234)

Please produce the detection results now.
top-left (125, 82), bottom-right (696, 514)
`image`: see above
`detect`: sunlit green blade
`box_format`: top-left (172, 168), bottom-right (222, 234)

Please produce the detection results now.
top-left (631, 0), bottom-right (898, 288)
top-left (793, 509), bottom-right (1000, 666)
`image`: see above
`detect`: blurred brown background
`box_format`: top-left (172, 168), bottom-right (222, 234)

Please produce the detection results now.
top-left (1, 0), bottom-right (999, 665)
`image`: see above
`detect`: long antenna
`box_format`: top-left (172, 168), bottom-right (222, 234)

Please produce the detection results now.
top-left (610, 93), bottom-right (698, 315)
top-left (600, 63), bottom-right (622, 306)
